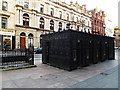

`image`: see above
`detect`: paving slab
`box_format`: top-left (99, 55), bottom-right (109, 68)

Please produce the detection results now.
top-left (1, 50), bottom-right (119, 88)
top-left (69, 65), bottom-right (118, 88)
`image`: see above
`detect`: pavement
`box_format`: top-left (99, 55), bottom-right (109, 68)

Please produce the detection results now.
top-left (0, 50), bottom-right (119, 88)
top-left (69, 65), bottom-right (119, 88)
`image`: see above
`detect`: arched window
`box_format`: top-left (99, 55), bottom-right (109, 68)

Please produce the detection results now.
top-left (102, 23), bottom-right (103, 26)
top-left (66, 23), bottom-right (70, 29)
top-left (66, 13), bottom-right (69, 21)
top-left (40, 17), bottom-right (44, 29)
top-left (24, 0), bottom-right (29, 8)
top-left (84, 28), bottom-right (86, 32)
top-left (23, 13), bottom-right (29, 26)
top-left (88, 21), bottom-right (89, 26)
top-left (50, 8), bottom-right (54, 16)
top-left (76, 17), bottom-right (78, 22)
top-left (97, 21), bottom-right (99, 25)
top-left (95, 20), bottom-right (96, 25)
top-left (20, 32), bottom-right (26, 36)
top-left (58, 22), bottom-right (62, 31)
top-left (72, 16), bottom-right (74, 21)
top-left (77, 25), bottom-right (79, 31)
top-left (2, 1), bottom-right (7, 11)
top-left (59, 11), bottom-right (62, 19)
top-left (28, 33), bottom-right (34, 47)
top-left (40, 4), bottom-right (44, 13)
top-left (88, 29), bottom-right (90, 33)
top-left (82, 20), bottom-right (85, 28)
top-left (50, 20), bottom-right (54, 31)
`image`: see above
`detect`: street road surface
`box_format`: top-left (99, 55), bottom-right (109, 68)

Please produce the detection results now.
top-left (34, 53), bottom-right (42, 61)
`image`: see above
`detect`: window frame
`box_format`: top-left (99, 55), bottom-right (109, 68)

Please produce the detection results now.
top-left (40, 17), bottom-right (44, 29)
top-left (2, 1), bottom-right (7, 11)
top-left (1, 17), bottom-right (7, 29)
top-left (76, 17), bottom-right (78, 22)
top-left (58, 22), bottom-right (62, 31)
top-left (50, 8), bottom-right (54, 16)
top-left (50, 20), bottom-right (54, 31)
top-left (66, 23), bottom-right (70, 29)
top-left (59, 11), bottom-right (62, 19)
top-left (40, 4), bottom-right (44, 13)
top-left (77, 25), bottom-right (79, 30)
top-left (24, 0), bottom-right (29, 8)
top-left (23, 13), bottom-right (29, 26)
top-left (66, 13), bottom-right (69, 21)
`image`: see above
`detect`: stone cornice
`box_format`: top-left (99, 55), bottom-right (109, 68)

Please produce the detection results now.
top-left (15, 24), bottom-right (53, 32)
top-left (15, 3), bottom-right (91, 18)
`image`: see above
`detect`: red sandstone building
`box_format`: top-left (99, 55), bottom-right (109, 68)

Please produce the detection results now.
top-left (89, 8), bottom-right (106, 36)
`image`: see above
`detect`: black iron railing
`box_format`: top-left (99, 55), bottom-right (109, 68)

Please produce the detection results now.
top-left (1, 48), bottom-right (34, 69)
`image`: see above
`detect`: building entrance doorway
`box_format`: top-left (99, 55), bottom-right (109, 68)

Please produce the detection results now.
top-left (20, 32), bottom-right (26, 48)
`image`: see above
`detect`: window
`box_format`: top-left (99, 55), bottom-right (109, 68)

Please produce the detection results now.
top-left (95, 20), bottom-right (97, 25)
top-left (50, 20), bottom-right (54, 31)
top-left (28, 33), bottom-right (34, 47)
top-left (40, 4), bottom-right (44, 13)
top-left (23, 13), bottom-right (29, 26)
top-left (59, 11), bottom-right (62, 19)
top-left (82, 20), bottom-right (85, 27)
top-left (66, 23), bottom-right (70, 29)
top-left (72, 16), bottom-right (74, 21)
top-left (50, 8), bottom-right (54, 16)
top-left (77, 25), bottom-right (79, 30)
top-left (1, 17), bottom-right (7, 29)
top-left (97, 21), bottom-right (99, 25)
top-left (76, 17), bottom-right (78, 22)
top-left (58, 22), bottom-right (62, 31)
top-left (24, 0), bottom-right (29, 8)
top-left (2, 1), bottom-right (7, 11)
top-left (84, 28), bottom-right (86, 32)
top-left (98, 31), bottom-right (100, 34)
top-left (102, 23), bottom-right (103, 26)
top-left (66, 14), bottom-right (69, 21)
top-left (88, 29), bottom-right (90, 33)
top-left (40, 17), bottom-right (44, 29)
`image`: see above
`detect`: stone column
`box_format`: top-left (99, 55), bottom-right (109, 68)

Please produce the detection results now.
top-left (16, 10), bottom-right (19, 25)
top-left (20, 10), bottom-right (23, 25)
top-left (34, 14), bottom-right (37, 27)
top-left (37, 16), bottom-right (39, 28)
top-left (45, 18), bottom-right (50, 30)
top-left (54, 20), bottom-right (58, 32)
top-left (26, 33), bottom-right (28, 48)
top-left (16, 31), bottom-right (20, 49)
top-left (62, 22), bottom-right (64, 30)
top-left (31, 14), bottom-right (34, 27)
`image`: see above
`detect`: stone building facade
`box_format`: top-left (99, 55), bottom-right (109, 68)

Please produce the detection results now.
top-left (89, 7), bottom-right (106, 36)
top-left (0, 0), bottom-right (16, 50)
top-left (0, 0), bottom-right (92, 49)
top-left (15, 0), bottom-right (92, 49)
top-left (105, 13), bottom-right (114, 37)
top-left (114, 26), bottom-right (120, 47)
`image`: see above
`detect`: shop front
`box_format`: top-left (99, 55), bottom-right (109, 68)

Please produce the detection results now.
top-left (0, 29), bottom-right (15, 50)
